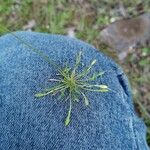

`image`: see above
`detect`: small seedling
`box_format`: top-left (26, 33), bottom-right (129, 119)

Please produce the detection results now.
top-left (0, 27), bottom-right (109, 126)
top-left (35, 51), bottom-right (109, 126)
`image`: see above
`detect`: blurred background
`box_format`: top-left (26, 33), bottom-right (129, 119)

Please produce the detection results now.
top-left (0, 0), bottom-right (150, 145)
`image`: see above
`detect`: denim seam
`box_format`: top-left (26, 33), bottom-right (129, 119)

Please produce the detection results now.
top-left (116, 73), bottom-right (138, 149)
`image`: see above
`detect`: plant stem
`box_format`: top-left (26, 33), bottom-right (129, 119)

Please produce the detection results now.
top-left (0, 26), bottom-right (61, 71)
top-left (65, 96), bottom-right (72, 126)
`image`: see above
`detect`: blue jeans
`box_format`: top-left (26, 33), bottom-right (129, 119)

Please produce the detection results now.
top-left (0, 31), bottom-right (149, 150)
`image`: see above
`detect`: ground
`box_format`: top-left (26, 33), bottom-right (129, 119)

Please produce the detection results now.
top-left (0, 0), bottom-right (150, 145)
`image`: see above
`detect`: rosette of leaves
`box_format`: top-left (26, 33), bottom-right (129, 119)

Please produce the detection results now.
top-left (35, 51), bottom-right (109, 126)
top-left (0, 27), bottom-right (109, 126)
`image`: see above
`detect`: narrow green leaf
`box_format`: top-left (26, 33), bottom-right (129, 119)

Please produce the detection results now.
top-left (77, 59), bottom-right (97, 78)
top-left (65, 98), bottom-right (72, 126)
top-left (65, 111), bottom-right (71, 126)
top-left (99, 89), bottom-right (109, 92)
top-left (58, 89), bottom-right (66, 100)
top-left (35, 92), bottom-right (50, 98)
top-left (81, 92), bottom-right (89, 106)
top-left (88, 72), bottom-right (105, 81)
top-left (98, 85), bottom-right (108, 89)
top-left (75, 51), bottom-right (82, 67)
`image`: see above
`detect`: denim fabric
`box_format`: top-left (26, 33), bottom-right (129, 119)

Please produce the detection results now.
top-left (0, 31), bottom-right (149, 150)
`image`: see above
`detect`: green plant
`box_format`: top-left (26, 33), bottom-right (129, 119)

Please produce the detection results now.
top-left (0, 27), bottom-right (109, 126)
top-left (35, 51), bottom-right (109, 126)
top-left (0, 0), bottom-right (149, 144)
